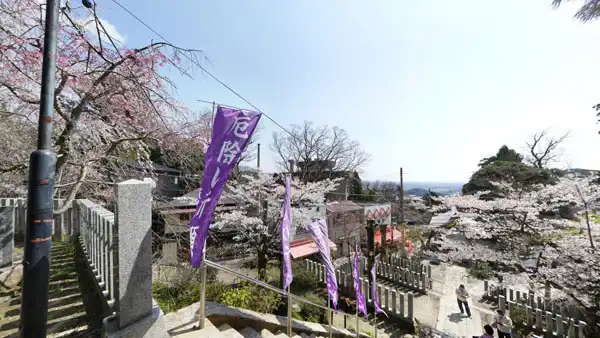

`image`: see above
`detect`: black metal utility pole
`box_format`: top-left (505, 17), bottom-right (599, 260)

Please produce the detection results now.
top-left (20, 0), bottom-right (59, 336)
top-left (365, 220), bottom-right (375, 299)
top-left (399, 167), bottom-right (404, 225)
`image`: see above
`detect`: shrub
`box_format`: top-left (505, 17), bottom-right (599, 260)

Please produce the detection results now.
top-left (241, 259), bottom-right (258, 269)
top-left (509, 306), bottom-right (529, 336)
top-left (293, 292), bottom-right (326, 323)
top-left (153, 281), bottom-right (197, 313)
top-left (468, 261), bottom-right (494, 280)
top-left (153, 279), bottom-right (280, 315)
top-left (290, 261), bottom-right (321, 295)
top-left (204, 282), bottom-right (230, 303)
top-left (219, 283), bottom-right (281, 314)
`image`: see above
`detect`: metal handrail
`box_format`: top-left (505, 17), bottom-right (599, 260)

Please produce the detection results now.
top-left (205, 259), bottom-right (333, 312)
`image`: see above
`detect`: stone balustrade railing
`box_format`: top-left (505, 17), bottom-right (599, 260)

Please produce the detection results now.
top-left (0, 179), bottom-right (166, 337)
top-left (305, 259), bottom-right (415, 320)
top-left (484, 281), bottom-right (587, 338)
top-left (337, 255), bottom-right (431, 294)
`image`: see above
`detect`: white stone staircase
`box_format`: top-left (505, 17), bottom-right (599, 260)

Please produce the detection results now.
top-left (188, 318), bottom-right (328, 338)
top-left (164, 301), bottom-right (362, 338)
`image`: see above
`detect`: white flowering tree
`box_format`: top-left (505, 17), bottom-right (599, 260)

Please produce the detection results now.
top-left (212, 173), bottom-right (340, 279)
top-left (428, 176), bottom-right (600, 310)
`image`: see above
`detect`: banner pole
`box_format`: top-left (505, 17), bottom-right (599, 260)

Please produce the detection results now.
top-left (355, 301), bottom-right (359, 338)
top-left (198, 102), bottom-right (216, 330)
top-left (287, 285), bottom-right (292, 337)
top-left (328, 295), bottom-right (332, 338)
top-left (198, 239), bottom-right (207, 329)
top-left (355, 243), bottom-right (360, 338)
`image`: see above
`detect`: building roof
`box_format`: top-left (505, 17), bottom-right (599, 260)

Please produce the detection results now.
top-left (326, 200), bottom-right (363, 213)
top-left (290, 238), bottom-right (337, 259)
top-left (109, 158), bottom-right (182, 174)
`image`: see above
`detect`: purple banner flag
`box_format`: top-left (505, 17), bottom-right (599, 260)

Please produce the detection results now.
top-left (371, 261), bottom-right (388, 318)
top-left (189, 106), bottom-right (261, 267)
top-left (353, 245), bottom-right (367, 317)
top-left (281, 175), bottom-right (293, 290)
top-left (307, 219), bottom-right (338, 309)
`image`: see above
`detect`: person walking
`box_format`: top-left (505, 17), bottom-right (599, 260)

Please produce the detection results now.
top-left (456, 284), bottom-right (471, 318)
top-left (492, 309), bottom-right (514, 338)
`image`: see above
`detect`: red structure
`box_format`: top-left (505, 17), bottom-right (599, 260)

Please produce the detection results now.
top-left (373, 227), bottom-right (403, 246)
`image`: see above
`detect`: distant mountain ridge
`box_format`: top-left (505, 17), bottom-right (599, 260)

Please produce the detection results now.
top-left (403, 182), bottom-right (463, 196)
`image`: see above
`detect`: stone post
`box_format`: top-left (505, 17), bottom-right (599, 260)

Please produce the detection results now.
top-left (320, 264), bottom-right (325, 283)
top-left (383, 287), bottom-right (389, 310)
top-left (72, 201), bottom-right (80, 241)
top-left (526, 306), bottom-right (533, 327)
top-left (577, 321), bottom-right (587, 338)
top-left (113, 179), bottom-right (154, 329)
top-left (556, 314), bottom-right (564, 336)
top-left (407, 292), bottom-right (414, 319)
top-left (0, 206), bottom-right (14, 268)
top-left (499, 295), bottom-right (506, 312)
top-left (421, 272), bottom-right (428, 292)
top-left (361, 278), bottom-right (369, 302)
top-left (399, 293), bottom-right (405, 317)
top-left (545, 311), bottom-right (553, 333)
top-left (567, 318), bottom-right (575, 338)
top-left (535, 309), bottom-right (542, 330)
top-left (391, 289), bottom-right (397, 313)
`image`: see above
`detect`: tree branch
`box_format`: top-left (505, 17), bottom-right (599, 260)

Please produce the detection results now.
top-left (54, 162), bottom-right (90, 215)
top-left (0, 163), bottom-right (28, 173)
top-left (1, 83), bottom-right (39, 104)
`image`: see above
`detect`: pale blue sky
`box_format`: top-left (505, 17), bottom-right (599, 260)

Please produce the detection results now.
top-left (98, 0), bottom-right (600, 182)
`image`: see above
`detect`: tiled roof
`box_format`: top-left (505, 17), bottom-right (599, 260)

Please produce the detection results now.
top-left (326, 201), bottom-right (362, 213)
top-left (290, 239), bottom-right (337, 259)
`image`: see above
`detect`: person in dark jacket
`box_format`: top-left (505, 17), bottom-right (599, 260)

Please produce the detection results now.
top-left (472, 325), bottom-right (494, 338)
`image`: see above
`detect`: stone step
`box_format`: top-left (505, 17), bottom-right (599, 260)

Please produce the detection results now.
top-left (168, 318), bottom-right (220, 337)
top-left (239, 327), bottom-right (262, 338)
top-left (50, 324), bottom-right (90, 337)
top-left (261, 329), bottom-right (277, 338)
top-left (218, 324), bottom-right (245, 338)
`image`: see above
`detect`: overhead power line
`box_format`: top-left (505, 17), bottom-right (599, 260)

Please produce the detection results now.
top-left (108, 0), bottom-right (297, 140)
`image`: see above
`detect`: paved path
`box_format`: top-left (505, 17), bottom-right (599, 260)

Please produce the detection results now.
top-left (435, 265), bottom-right (483, 337)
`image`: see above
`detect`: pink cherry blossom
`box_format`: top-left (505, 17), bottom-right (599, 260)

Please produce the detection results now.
top-left (427, 176), bottom-right (600, 309)
top-left (0, 0), bottom-right (211, 206)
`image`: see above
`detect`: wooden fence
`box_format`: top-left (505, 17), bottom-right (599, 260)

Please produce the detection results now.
top-left (484, 281), bottom-right (587, 338)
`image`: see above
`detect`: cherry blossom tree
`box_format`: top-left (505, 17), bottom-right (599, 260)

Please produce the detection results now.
top-left (0, 0), bottom-right (211, 208)
top-left (211, 173), bottom-right (340, 280)
top-left (427, 176), bottom-right (600, 310)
